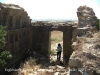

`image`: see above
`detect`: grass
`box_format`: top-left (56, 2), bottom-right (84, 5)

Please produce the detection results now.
top-left (50, 49), bottom-right (56, 55)
top-left (50, 31), bottom-right (63, 51)
top-left (50, 31), bottom-right (63, 44)
top-left (16, 57), bottom-right (41, 75)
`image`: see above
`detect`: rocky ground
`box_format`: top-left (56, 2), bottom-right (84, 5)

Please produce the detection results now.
top-left (71, 31), bottom-right (100, 75)
top-left (11, 41), bottom-right (70, 75)
top-left (12, 51), bottom-right (70, 75)
top-left (11, 31), bottom-right (100, 75)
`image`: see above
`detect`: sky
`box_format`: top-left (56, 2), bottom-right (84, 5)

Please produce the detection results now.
top-left (0, 0), bottom-right (100, 20)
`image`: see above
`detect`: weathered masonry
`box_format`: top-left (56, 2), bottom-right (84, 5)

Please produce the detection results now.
top-left (0, 3), bottom-right (99, 73)
top-left (32, 22), bottom-right (77, 63)
top-left (0, 3), bottom-right (32, 72)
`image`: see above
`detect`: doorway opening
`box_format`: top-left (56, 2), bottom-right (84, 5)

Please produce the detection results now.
top-left (50, 31), bottom-right (63, 63)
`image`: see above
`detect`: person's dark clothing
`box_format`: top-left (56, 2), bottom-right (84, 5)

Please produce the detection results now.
top-left (57, 51), bottom-right (61, 60)
top-left (57, 44), bottom-right (62, 61)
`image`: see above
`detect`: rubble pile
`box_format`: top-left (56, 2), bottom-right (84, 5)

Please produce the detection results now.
top-left (71, 32), bottom-right (100, 74)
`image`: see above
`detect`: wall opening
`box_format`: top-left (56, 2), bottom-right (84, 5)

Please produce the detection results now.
top-left (49, 31), bottom-right (63, 62)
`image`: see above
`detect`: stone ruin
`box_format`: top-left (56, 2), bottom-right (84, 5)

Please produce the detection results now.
top-left (77, 5), bottom-right (99, 29)
top-left (0, 3), bottom-right (99, 73)
top-left (77, 5), bottom-right (99, 36)
top-left (31, 21), bottom-right (77, 65)
top-left (0, 2), bottom-right (32, 72)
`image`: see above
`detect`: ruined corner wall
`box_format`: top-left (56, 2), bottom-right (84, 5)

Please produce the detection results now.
top-left (0, 3), bottom-right (31, 29)
top-left (77, 5), bottom-right (99, 30)
top-left (0, 3), bottom-right (32, 71)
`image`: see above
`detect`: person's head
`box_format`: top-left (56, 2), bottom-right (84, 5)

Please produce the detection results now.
top-left (58, 43), bottom-right (61, 46)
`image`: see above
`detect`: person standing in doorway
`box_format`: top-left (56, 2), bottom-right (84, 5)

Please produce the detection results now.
top-left (57, 43), bottom-right (62, 61)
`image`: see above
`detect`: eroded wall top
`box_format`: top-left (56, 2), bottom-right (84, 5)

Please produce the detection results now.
top-left (77, 5), bottom-right (98, 29)
top-left (0, 2), bottom-right (31, 30)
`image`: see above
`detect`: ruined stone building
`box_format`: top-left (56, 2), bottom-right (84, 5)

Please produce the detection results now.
top-left (31, 22), bottom-right (77, 64)
top-left (0, 3), bottom-right (99, 72)
top-left (77, 5), bottom-right (99, 36)
top-left (77, 5), bottom-right (99, 29)
top-left (0, 3), bottom-right (32, 66)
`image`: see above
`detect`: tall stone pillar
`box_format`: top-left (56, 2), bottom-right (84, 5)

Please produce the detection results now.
top-left (63, 26), bottom-right (72, 65)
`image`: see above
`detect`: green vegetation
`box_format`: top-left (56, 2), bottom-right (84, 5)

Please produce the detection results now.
top-left (28, 57), bottom-right (36, 65)
top-left (51, 37), bottom-right (63, 44)
top-left (51, 38), bottom-right (58, 41)
top-left (50, 49), bottom-right (56, 55)
top-left (0, 50), bottom-right (12, 66)
top-left (0, 25), bottom-right (12, 66)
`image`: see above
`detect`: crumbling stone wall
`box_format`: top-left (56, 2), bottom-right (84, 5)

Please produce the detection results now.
top-left (77, 5), bottom-right (99, 37)
top-left (0, 3), bottom-right (32, 72)
top-left (77, 5), bottom-right (99, 30)
top-left (32, 22), bottom-right (75, 64)
top-left (0, 2), bottom-right (31, 29)
top-left (1, 3), bottom-right (94, 73)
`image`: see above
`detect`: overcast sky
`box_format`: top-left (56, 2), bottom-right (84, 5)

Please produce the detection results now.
top-left (0, 0), bottom-right (100, 20)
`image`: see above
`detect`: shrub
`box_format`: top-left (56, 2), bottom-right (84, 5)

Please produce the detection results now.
top-left (50, 49), bottom-right (56, 55)
top-left (0, 50), bottom-right (12, 66)
top-left (0, 25), bottom-right (12, 66)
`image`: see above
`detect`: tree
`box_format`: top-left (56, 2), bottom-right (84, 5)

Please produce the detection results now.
top-left (0, 25), bottom-right (12, 66)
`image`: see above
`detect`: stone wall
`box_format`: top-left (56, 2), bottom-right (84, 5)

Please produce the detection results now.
top-left (0, 3), bottom-right (94, 73)
top-left (77, 5), bottom-right (99, 30)
top-left (32, 22), bottom-right (75, 64)
top-left (77, 5), bottom-right (99, 37)
top-left (32, 26), bottom-right (51, 55)
top-left (0, 3), bottom-right (32, 72)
